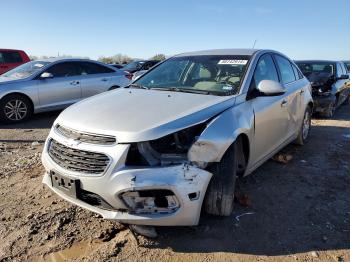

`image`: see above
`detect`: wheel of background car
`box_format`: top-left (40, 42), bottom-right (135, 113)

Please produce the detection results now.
top-left (0, 94), bottom-right (33, 123)
top-left (324, 101), bottom-right (336, 118)
top-left (108, 86), bottom-right (120, 91)
top-left (295, 106), bottom-right (312, 145)
top-left (204, 138), bottom-right (242, 216)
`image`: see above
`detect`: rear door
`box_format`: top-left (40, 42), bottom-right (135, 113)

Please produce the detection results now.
top-left (37, 62), bottom-right (82, 109)
top-left (0, 51), bottom-right (24, 74)
top-left (78, 62), bottom-right (116, 98)
top-left (249, 53), bottom-right (290, 165)
top-left (273, 54), bottom-right (303, 138)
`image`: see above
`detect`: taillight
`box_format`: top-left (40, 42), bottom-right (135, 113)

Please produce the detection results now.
top-left (125, 73), bottom-right (133, 80)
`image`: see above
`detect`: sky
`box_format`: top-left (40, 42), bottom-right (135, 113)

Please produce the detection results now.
top-left (2, 0), bottom-right (349, 60)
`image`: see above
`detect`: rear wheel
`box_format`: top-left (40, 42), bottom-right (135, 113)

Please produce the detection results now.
top-left (0, 94), bottom-right (33, 123)
top-left (204, 138), bottom-right (243, 216)
top-left (295, 106), bottom-right (312, 145)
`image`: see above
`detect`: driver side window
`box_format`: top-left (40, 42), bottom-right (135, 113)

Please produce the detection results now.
top-left (47, 62), bottom-right (81, 78)
top-left (253, 54), bottom-right (279, 87)
top-left (247, 54), bottom-right (279, 99)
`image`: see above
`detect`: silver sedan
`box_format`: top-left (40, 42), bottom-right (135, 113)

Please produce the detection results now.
top-left (0, 58), bottom-right (131, 123)
top-left (42, 49), bottom-right (313, 226)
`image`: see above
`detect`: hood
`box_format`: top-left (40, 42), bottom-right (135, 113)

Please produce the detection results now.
top-left (56, 88), bottom-right (236, 143)
top-left (0, 76), bottom-right (26, 84)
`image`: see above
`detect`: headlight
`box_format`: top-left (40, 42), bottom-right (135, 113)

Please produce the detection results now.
top-left (125, 124), bottom-right (206, 166)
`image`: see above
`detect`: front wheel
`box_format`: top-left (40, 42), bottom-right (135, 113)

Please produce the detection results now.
top-left (204, 138), bottom-right (243, 216)
top-left (324, 101), bottom-right (336, 118)
top-left (295, 106), bottom-right (312, 145)
top-left (0, 94), bottom-right (33, 123)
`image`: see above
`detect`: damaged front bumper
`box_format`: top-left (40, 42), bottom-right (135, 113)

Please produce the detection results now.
top-left (312, 93), bottom-right (336, 113)
top-left (42, 134), bottom-right (212, 226)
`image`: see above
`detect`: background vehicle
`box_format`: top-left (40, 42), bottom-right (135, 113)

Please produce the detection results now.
top-left (0, 49), bottom-right (30, 74)
top-left (42, 49), bottom-right (313, 226)
top-left (123, 60), bottom-right (159, 74)
top-left (109, 63), bottom-right (124, 69)
top-left (0, 58), bottom-right (131, 123)
top-left (296, 60), bottom-right (350, 117)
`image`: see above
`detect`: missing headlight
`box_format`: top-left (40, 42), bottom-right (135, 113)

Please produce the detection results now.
top-left (120, 190), bottom-right (180, 214)
top-left (125, 124), bottom-right (206, 166)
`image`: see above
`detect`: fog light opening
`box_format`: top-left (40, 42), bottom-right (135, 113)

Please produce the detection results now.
top-left (121, 190), bottom-right (180, 214)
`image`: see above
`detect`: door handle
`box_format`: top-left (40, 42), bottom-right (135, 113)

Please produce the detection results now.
top-left (70, 81), bottom-right (80, 86)
top-left (101, 78), bottom-right (109, 82)
top-left (281, 99), bottom-right (288, 107)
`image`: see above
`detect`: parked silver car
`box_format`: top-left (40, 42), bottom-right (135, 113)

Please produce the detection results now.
top-left (0, 58), bottom-right (131, 123)
top-left (42, 49), bottom-right (313, 226)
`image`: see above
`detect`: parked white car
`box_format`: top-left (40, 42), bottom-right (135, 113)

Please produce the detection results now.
top-left (42, 49), bottom-right (313, 226)
top-left (0, 58), bottom-right (131, 123)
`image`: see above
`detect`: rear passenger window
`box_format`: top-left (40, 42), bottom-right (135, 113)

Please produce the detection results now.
top-left (79, 62), bottom-right (115, 75)
top-left (0, 51), bottom-right (23, 63)
top-left (253, 54), bottom-right (279, 87)
top-left (274, 55), bottom-right (296, 84)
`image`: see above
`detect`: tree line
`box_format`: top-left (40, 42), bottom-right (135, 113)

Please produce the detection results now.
top-left (29, 53), bottom-right (166, 64)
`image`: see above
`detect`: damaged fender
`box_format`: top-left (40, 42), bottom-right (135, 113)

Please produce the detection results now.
top-left (188, 101), bottom-right (253, 163)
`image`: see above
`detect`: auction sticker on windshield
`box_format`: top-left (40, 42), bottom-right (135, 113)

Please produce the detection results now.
top-left (218, 60), bottom-right (248, 65)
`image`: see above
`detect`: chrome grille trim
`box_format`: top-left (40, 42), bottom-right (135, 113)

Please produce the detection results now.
top-left (48, 139), bottom-right (110, 175)
top-left (55, 125), bottom-right (116, 145)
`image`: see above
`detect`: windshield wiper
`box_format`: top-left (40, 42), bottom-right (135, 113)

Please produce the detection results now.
top-left (149, 87), bottom-right (211, 95)
top-left (128, 83), bottom-right (150, 90)
top-left (148, 86), bottom-right (231, 96)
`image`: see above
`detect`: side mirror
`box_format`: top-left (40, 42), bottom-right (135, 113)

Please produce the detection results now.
top-left (40, 72), bottom-right (53, 79)
top-left (257, 80), bottom-right (286, 96)
top-left (337, 74), bottom-right (349, 80)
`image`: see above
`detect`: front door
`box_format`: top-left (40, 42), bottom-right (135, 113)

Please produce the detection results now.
top-left (249, 54), bottom-right (290, 166)
top-left (37, 62), bottom-right (82, 110)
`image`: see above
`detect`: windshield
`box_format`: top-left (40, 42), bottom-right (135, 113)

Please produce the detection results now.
top-left (2, 61), bottom-right (50, 79)
top-left (296, 62), bottom-right (335, 79)
top-left (134, 55), bottom-right (250, 95)
top-left (123, 61), bottom-right (144, 71)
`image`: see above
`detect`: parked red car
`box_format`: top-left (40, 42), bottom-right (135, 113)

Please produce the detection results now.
top-left (0, 49), bottom-right (30, 74)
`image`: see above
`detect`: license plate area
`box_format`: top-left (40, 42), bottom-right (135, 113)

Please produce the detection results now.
top-left (50, 171), bottom-right (80, 198)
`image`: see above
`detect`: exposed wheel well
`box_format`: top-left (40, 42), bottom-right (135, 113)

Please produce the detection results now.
top-left (236, 133), bottom-right (250, 176)
top-left (1, 93), bottom-right (34, 112)
top-left (307, 101), bottom-right (314, 114)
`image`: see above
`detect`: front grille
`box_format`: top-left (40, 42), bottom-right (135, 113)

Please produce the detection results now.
top-left (48, 139), bottom-right (110, 175)
top-left (56, 125), bottom-right (116, 145)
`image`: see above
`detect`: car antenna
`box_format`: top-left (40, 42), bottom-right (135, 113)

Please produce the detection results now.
top-left (252, 39), bottom-right (258, 49)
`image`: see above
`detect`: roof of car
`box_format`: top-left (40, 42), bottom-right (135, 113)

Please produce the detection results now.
top-left (175, 48), bottom-right (260, 57)
top-left (35, 57), bottom-right (93, 63)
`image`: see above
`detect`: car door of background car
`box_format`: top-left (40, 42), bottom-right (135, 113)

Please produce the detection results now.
top-left (338, 62), bottom-right (350, 104)
top-left (78, 62), bottom-right (116, 98)
top-left (37, 62), bottom-right (82, 110)
top-left (273, 54), bottom-right (304, 139)
top-left (334, 62), bottom-right (348, 105)
top-left (248, 53), bottom-right (290, 166)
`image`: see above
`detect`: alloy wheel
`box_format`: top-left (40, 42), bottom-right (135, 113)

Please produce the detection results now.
top-left (4, 99), bottom-right (28, 121)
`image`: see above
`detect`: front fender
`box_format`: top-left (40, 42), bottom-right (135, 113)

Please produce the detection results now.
top-left (188, 100), bottom-right (254, 163)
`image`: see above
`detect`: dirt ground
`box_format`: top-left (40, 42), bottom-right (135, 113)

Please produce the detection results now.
top-left (0, 104), bottom-right (349, 262)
